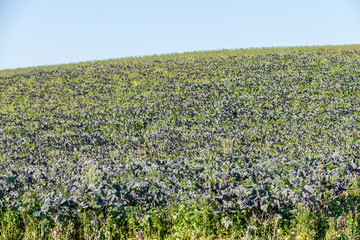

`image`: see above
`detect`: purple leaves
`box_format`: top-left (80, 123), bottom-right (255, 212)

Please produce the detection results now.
top-left (0, 50), bottom-right (359, 222)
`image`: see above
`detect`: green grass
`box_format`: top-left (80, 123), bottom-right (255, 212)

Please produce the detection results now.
top-left (1, 44), bottom-right (359, 76)
top-left (2, 184), bottom-right (360, 239)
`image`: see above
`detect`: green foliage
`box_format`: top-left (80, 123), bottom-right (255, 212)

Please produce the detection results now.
top-left (1, 45), bottom-right (360, 239)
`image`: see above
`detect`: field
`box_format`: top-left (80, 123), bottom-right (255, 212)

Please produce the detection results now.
top-left (1, 45), bottom-right (360, 239)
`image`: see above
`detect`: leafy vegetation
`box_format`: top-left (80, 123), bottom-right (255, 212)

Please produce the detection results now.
top-left (0, 45), bottom-right (360, 239)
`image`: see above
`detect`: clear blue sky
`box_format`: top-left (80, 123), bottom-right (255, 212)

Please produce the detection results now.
top-left (1, 0), bottom-right (359, 70)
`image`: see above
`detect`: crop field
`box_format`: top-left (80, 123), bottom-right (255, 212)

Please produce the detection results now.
top-left (1, 45), bottom-right (360, 239)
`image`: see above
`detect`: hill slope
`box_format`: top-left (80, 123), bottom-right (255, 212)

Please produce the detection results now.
top-left (1, 45), bottom-right (360, 239)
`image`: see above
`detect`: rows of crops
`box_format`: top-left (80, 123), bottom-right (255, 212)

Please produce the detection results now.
top-left (1, 49), bottom-right (360, 238)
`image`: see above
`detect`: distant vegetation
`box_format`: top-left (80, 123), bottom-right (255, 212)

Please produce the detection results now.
top-left (1, 44), bottom-right (360, 239)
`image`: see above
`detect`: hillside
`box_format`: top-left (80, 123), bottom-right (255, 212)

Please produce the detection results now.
top-left (1, 45), bottom-right (360, 239)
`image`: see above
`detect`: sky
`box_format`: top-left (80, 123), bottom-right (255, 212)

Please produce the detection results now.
top-left (0, 0), bottom-right (359, 70)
